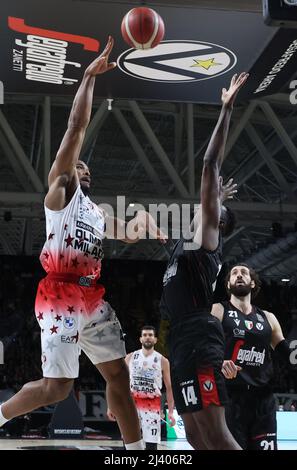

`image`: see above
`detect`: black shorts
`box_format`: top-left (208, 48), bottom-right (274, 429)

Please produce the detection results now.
top-left (225, 388), bottom-right (277, 450)
top-left (169, 314), bottom-right (229, 414)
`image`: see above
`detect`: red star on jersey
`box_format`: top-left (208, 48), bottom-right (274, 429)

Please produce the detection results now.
top-left (71, 257), bottom-right (79, 268)
top-left (50, 325), bottom-right (58, 335)
top-left (67, 305), bottom-right (75, 314)
top-left (43, 251), bottom-right (49, 260)
top-left (48, 233), bottom-right (55, 240)
top-left (37, 312), bottom-right (44, 321)
top-left (55, 315), bottom-right (62, 322)
top-left (64, 234), bottom-right (74, 247)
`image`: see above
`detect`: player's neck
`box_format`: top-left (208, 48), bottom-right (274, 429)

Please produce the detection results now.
top-left (230, 295), bottom-right (252, 315)
top-left (142, 347), bottom-right (154, 357)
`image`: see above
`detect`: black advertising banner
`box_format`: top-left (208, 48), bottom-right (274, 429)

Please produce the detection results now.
top-left (0, 0), bottom-right (296, 104)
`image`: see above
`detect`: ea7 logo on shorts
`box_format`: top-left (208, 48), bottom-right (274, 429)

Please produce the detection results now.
top-left (61, 334), bottom-right (78, 344)
top-left (63, 317), bottom-right (76, 329)
top-left (202, 380), bottom-right (214, 392)
top-left (118, 40), bottom-right (237, 83)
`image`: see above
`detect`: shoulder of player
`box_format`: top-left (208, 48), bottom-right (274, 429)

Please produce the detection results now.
top-left (161, 354), bottom-right (169, 368)
top-left (262, 310), bottom-right (278, 327)
top-left (211, 302), bottom-right (224, 321)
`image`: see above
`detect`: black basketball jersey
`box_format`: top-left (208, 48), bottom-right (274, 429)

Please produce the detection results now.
top-left (160, 236), bottom-right (222, 326)
top-left (222, 301), bottom-right (274, 388)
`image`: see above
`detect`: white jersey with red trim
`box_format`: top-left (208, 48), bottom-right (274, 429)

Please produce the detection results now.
top-left (129, 349), bottom-right (163, 399)
top-left (40, 185), bottom-right (105, 278)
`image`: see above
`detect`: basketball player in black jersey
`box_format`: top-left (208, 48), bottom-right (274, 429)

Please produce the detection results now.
top-left (160, 72), bottom-right (249, 450)
top-left (212, 264), bottom-right (289, 450)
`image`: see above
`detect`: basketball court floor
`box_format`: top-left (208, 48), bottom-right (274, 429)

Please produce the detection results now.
top-left (0, 438), bottom-right (296, 450)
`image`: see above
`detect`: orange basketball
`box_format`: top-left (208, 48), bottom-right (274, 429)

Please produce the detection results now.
top-left (121, 7), bottom-right (165, 50)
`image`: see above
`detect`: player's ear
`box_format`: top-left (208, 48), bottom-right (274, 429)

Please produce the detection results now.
top-left (251, 280), bottom-right (255, 289)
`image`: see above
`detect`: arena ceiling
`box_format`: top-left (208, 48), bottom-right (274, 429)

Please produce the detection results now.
top-left (0, 1), bottom-right (297, 285)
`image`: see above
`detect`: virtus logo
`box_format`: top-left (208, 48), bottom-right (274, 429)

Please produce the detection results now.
top-left (118, 40), bottom-right (237, 83)
top-left (0, 340), bottom-right (4, 365)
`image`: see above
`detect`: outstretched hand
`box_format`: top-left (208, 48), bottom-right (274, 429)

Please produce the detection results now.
top-left (219, 177), bottom-right (238, 202)
top-left (85, 36), bottom-right (116, 76)
top-left (221, 72), bottom-right (249, 108)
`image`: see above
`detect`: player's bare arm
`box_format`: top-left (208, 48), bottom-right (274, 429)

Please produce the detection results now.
top-left (264, 311), bottom-right (285, 349)
top-left (194, 73), bottom-right (249, 251)
top-left (45, 36), bottom-right (116, 211)
top-left (161, 356), bottom-right (176, 426)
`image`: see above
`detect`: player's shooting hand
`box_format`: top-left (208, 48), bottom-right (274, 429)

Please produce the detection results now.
top-left (222, 360), bottom-right (242, 379)
top-left (85, 36), bottom-right (116, 76)
top-left (221, 72), bottom-right (249, 108)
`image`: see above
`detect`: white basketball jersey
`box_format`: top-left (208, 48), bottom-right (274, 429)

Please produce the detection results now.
top-left (129, 349), bottom-right (163, 399)
top-left (40, 185), bottom-right (105, 278)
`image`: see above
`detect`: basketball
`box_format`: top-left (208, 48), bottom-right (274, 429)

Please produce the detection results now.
top-left (121, 7), bottom-right (165, 50)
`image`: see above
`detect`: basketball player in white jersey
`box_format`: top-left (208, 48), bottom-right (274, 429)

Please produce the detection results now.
top-left (0, 37), bottom-right (166, 451)
top-left (108, 326), bottom-right (176, 449)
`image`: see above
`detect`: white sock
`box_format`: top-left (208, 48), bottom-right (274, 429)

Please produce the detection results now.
top-left (125, 439), bottom-right (145, 450)
top-left (0, 405), bottom-right (8, 427)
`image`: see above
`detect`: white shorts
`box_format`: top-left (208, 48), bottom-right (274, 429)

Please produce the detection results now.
top-left (138, 408), bottom-right (161, 444)
top-left (35, 278), bottom-right (126, 378)
top-left (134, 397), bottom-right (161, 444)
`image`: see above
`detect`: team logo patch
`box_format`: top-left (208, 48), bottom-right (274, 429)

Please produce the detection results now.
top-left (245, 320), bottom-right (253, 330)
top-left (63, 317), bottom-right (76, 329)
top-left (118, 40), bottom-right (237, 83)
top-left (256, 323), bottom-right (264, 331)
top-left (202, 380), bottom-right (214, 392)
top-left (256, 313), bottom-right (264, 323)
top-left (233, 328), bottom-right (245, 338)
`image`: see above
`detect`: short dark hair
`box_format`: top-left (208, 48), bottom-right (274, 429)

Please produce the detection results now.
top-left (220, 206), bottom-right (236, 237)
top-left (225, 263), bottom-right (261, 298)
top-left (140, 325), bottom-right (157, 336)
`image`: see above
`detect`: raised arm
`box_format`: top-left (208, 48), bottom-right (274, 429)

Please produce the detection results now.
top-left (161, 356), bottom-right (176, 427)
top-left (194, 73), bottom-right (248, 251)
top-left (45, 36), bottom-right (116, 210)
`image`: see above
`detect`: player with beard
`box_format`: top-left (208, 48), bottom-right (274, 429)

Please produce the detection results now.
top-left (211, 264), bottom-right (289, 450)
top-left (0, 38), bottom-right (167, 450)
top-left (108, 326), bottom-right (175, 449)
